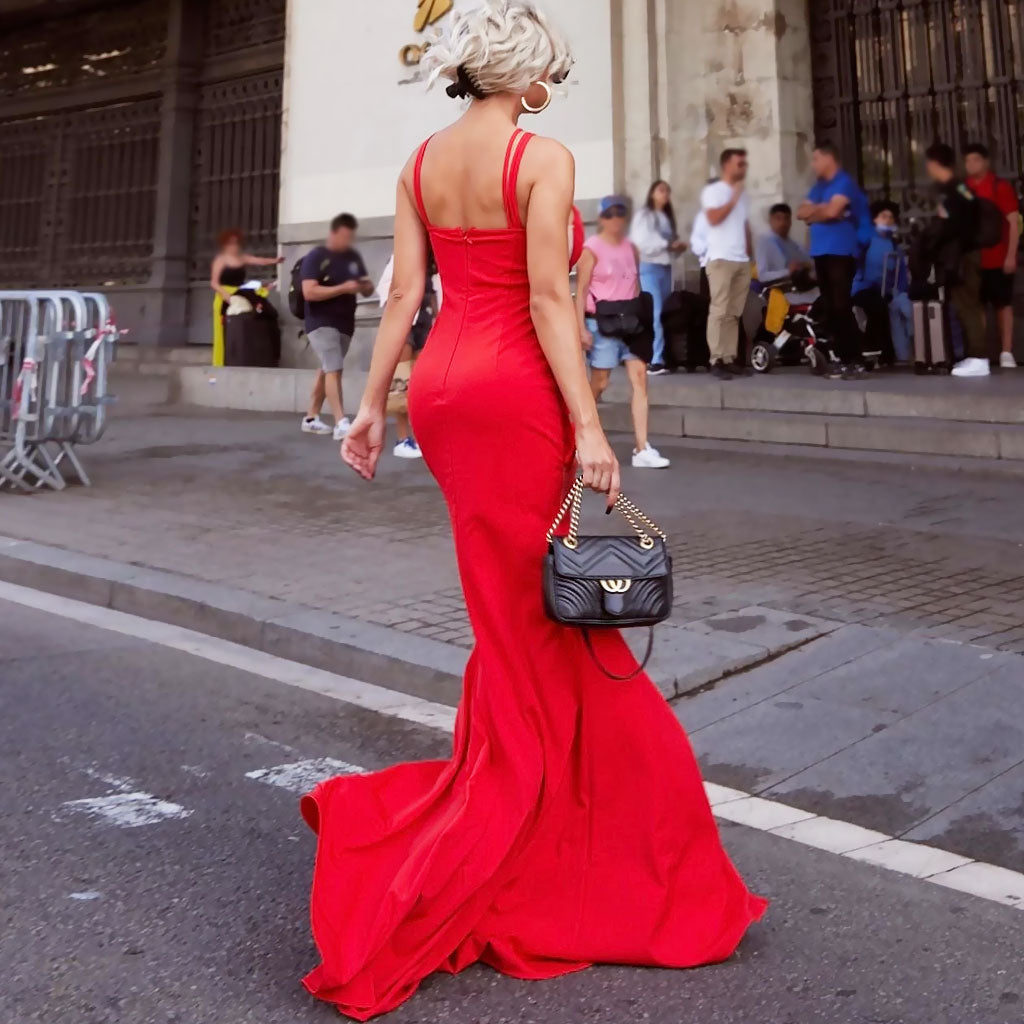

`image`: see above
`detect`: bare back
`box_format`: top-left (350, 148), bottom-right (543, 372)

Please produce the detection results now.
top-left (405, 117), bottom-right (562, 233)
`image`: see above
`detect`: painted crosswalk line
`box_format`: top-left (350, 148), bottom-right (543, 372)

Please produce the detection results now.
top-left (60, 792), bottom-right (194, 828)
top-left (245, 758), bottom-right (364, 794)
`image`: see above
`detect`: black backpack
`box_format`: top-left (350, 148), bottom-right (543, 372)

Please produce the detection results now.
top-left (973, 196), bottom-right (1005, 250)
top-left (288, 256), bottom-right (306, 319)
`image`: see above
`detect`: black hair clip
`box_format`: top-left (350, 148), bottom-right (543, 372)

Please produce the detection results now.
top-left (446, 64), bottom-right (487, 100)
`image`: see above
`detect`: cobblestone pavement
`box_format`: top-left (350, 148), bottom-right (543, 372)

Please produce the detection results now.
top-left (3, 404), bottom-right (1024, 654)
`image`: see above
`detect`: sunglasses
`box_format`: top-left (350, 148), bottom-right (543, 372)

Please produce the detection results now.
top-left (601, 206), bottom-right (628, 219)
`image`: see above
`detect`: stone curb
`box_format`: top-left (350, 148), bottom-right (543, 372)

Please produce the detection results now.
top-left (0, 535), bottom-right (838, 707)
top-left (0, 535), bottom-right (465, 706)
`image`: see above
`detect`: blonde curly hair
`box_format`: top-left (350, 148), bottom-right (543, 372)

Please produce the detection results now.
top-left (423, 0), bottom-right (573, 99)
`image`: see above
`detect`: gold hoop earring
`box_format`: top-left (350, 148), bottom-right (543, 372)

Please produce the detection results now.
top-left (521, 81), bottom-right (552, 115)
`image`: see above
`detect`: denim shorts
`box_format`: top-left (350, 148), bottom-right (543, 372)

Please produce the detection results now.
top-left (585, 317), bottom-right (640, 370)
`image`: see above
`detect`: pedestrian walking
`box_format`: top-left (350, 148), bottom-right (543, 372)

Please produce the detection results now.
top-left (798, 142), bottom-right (872, 380)
top-left (377, 249), bottom-right (440, 459)
top-left (576, 195), bottom-right (670, 468)
top-left (965, 143), bottom-right (1021, 370)
top-left (298, 214), bottom-right (374, 440)
top-left (923, 143), bottom-right (988, 378)
top-left (208, 229), bottom-right (282, 367)
top-left (304, 2), bottom-right (765, 1018)
top-left (701, 149), bottom-right (753, 380)
top-left (630, 180), bottom-right (686, 375)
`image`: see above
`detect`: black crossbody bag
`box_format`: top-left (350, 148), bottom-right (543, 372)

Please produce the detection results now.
top-left (594, 297), bottom-right (646, 338)
top-left (543, 477), bottom-right (673, 680)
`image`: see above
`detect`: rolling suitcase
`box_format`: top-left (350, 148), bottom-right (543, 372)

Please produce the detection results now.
top-left (911, 296), bottom-right (951, 375)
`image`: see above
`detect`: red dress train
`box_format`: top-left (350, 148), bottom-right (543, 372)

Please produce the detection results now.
top-left (301, 130), bottom-right (767, 1020)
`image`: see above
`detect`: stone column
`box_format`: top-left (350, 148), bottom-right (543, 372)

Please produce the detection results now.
top-left (661, 0), bottom-right (815, 240)
top-left (146, 0), bottom-right (205, 346)
top-left (612, 0), bottom-right (673, 201)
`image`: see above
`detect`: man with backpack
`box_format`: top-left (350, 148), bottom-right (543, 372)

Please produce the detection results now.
top-left (923, 144), bottom-right (989, 377)
top-left (965, 143), bottom-right (1021, 370)
top-left (290, 213), bottom-right (374, 440)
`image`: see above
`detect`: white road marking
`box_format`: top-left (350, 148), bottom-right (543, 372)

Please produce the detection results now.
top-left (243, 732), bottom-right (297, 754)
top-left (78, 766), bottom-right (134, 793)
top-left (2, 580), bottom-right (1022, 912)
top-left (68, 891), bottom-right (103, 901)
top-left (246, 758), bottom-right (363, 794)
top-left (60, 792), bottom-right (193, 829)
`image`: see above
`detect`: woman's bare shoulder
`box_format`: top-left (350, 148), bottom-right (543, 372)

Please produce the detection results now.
top-left (520, 135), bottom-right (574, 187)
top-left (524, 135), bottom-right (573, 165)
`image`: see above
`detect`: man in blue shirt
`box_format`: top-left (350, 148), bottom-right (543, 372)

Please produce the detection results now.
top-left (798, 142), bottom-right (872, 378)
top-left (299, 213), bottom-right (374, 441)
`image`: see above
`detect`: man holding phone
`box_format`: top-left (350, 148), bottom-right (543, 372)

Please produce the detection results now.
top-left (300, 213), bottom-right (374, 441)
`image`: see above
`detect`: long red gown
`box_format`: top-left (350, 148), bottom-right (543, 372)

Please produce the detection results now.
top-left (300, 129), bottom-right (767, 1020)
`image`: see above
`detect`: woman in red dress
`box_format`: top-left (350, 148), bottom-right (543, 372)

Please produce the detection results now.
top-left (302, 3), bottom-right (766, 1018)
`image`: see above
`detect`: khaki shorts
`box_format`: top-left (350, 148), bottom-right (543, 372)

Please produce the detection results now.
top-left (307, 327), bottom-right (351, 373)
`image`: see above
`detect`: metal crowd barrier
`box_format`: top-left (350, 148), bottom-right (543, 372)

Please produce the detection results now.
top-left (0, 289), bottom-right (119, 492)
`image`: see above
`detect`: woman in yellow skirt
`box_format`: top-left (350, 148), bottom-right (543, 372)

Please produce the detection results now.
top-left (209, 228), bottom-right (283, 366)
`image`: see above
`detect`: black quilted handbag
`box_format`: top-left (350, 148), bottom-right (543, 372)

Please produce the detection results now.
top-left (543, 477), bottom-right (673, 680)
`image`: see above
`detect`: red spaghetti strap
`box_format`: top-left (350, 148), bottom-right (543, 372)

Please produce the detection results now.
top-left (504, 131), bottom-right (534, 230)
top-left (412, 136), bottom-right (435, 226)
top-left (501, 129), bottom-right (525, 227)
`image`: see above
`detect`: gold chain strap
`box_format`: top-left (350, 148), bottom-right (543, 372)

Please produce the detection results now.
top-left (545, 478), bottom-right (668, 550)
top-left (545, 476), bottom-right (585, 547)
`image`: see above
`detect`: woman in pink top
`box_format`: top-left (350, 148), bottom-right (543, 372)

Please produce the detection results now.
top-left (575, 195), bottom-right (670, 469)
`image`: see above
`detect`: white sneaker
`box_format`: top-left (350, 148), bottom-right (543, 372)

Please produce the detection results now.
top-left (394, 438), bottom-right (423, 460)
top-left (632, 444), bottom-right (670, 469)
top-left (301, 416), bottom-right (332, 436)
top-left (332, 417), bottom-right (352, 441)
top-left (1000, 351), bottom-right (1018, 370)
top-left (951, 357), bottom-right (991, 378)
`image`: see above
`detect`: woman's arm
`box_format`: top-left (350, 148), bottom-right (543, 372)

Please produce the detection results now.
top-left (341, 160), bottom-right (428, 480)
top-left (574, 248), bottom-right (596, 350)
top-left (243, 253), bottom-right (285, 267)
top-left (632, 243), bottom-right (642, 296)
top-left (525, 140), bottom-right (619, 503)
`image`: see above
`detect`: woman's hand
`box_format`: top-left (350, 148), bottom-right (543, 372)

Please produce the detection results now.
top-left (579, 324), bottom-right (594, 351)
top-left (576, 423), bottom-right (620, 508)
top-left (341, 407), bottom-right (386, 480)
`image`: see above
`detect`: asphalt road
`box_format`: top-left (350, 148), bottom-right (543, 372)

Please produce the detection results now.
top-left (2, 599), bottom-right (1022, 1024)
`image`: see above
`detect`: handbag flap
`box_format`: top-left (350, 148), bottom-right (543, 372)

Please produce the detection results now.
top-left (550, 535), bottom-right (671, 579)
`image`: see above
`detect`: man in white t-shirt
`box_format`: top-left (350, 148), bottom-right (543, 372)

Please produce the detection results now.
top-left (701, 149), bottom-right (753, 379)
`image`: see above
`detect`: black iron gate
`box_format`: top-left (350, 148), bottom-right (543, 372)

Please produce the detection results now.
top-left (810, 0), bottom-right (1024, 209)
top-left (0, 0), bottom-right (167, 287)
top-left (0, 0), bottom-right (284, 306)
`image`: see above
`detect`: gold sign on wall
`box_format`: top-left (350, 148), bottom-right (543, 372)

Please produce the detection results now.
top-left (414, 0), bottom-right (453, 32)
top-left (401, 0), bottom-right (453, 68)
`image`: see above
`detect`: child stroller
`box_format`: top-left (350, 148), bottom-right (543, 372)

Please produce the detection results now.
top-left (749, 278), bottom-right (882, 375)
top-left (749, 277), bottom-right (831, 374)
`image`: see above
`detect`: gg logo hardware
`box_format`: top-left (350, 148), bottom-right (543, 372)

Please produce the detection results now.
top-left (599, 580), bottom-right (633, 594)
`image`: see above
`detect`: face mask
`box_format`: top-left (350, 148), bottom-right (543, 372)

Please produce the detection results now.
top-left (875, 224), bottom-right (896, 236)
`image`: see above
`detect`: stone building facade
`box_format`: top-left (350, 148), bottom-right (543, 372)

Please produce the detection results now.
top-left (2, 0), bottom-right (1022, 353)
